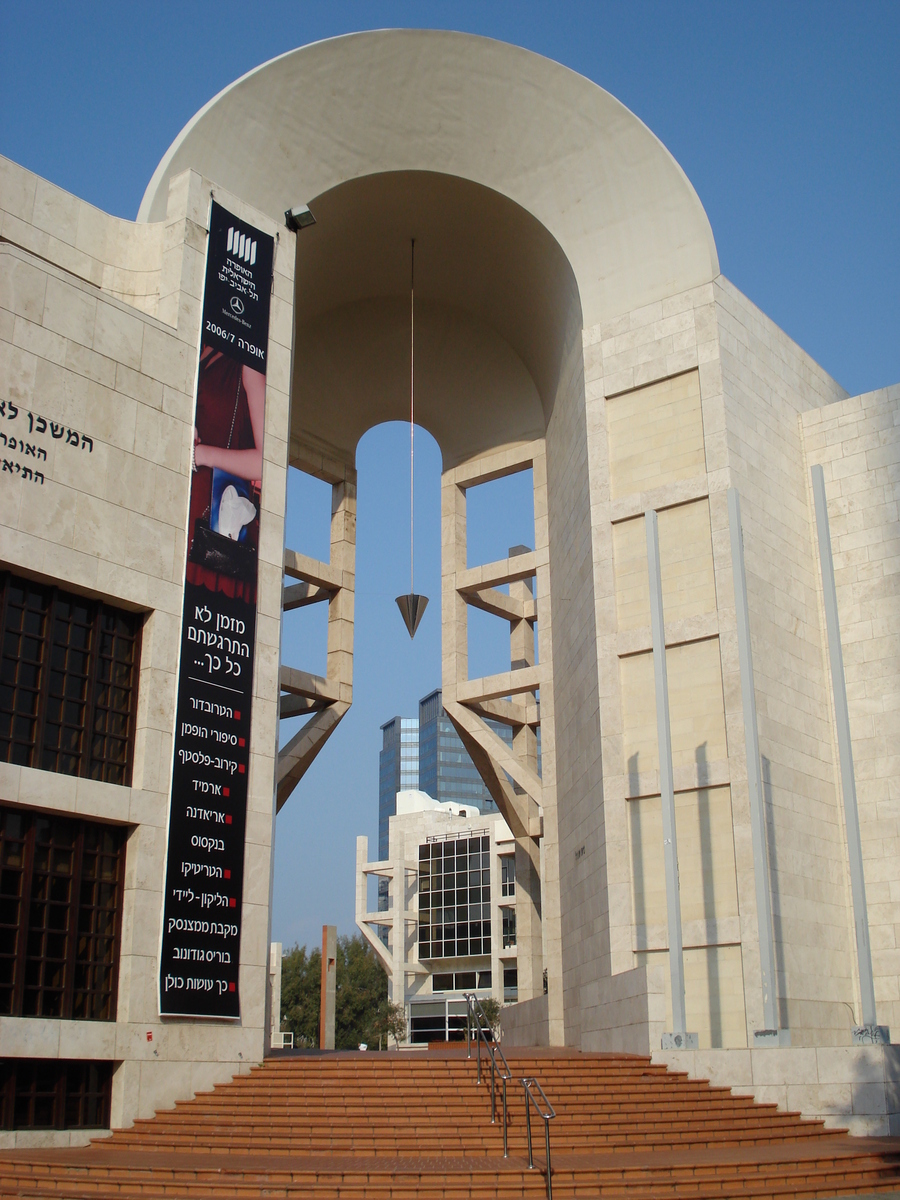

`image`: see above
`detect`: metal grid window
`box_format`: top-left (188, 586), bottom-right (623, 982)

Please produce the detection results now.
top-left (0, 572), bottom-right (141, 786)
top-left (418, 834), bottom-right (491, 960)
top-left (0, 1059), bottom-right (112, 1130)
top-left (502, 908), bottom-right (517, 949)
top-left (431, 969), bottom-right (491, 992)
top-left (0, 806), bottom-right (125, 1021)
top-left (501, 854), bottom-right (516, 897)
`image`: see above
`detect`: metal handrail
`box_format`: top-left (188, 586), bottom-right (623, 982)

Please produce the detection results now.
top-left (522, 1076), bottom-right (556, 1200)
top-left (463, 993), bottom-right (512, 1157)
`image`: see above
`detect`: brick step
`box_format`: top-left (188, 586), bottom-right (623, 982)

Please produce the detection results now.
top-left (106, 1133), bottom-right (829, 1154)
top-left (146, 1109), bottom-right (812, 1134)
top-left (124, 1101), bottom-right (813, 1122)
top-left (184, 1090), bottom-right (761, 1109)
top-left (7, 1051), bottom-right (900, 1199)
top-left (137, 1103), bottom-right (822, 1130)
top-left (1, 1153), bottom-right (899, 1200)
top-left (113, 1116), bottom-right (829, 1142)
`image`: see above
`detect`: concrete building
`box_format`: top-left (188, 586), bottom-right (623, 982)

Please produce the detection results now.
top-left (1, 28), bottom-right (898, 1140)
top-left (355, 789), bottom-right (518, 1040)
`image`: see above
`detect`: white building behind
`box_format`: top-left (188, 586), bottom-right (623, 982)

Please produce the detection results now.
top-left (356, 790), bottom-right (522, 1042)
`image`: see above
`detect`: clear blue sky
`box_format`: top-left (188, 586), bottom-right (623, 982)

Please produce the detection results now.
top-left (3, 2), bottom-right (898, 950)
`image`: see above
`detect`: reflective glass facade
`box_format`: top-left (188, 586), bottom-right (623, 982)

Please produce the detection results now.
top-left (418, 689), bottom-right (505, 814)
top-left (378, 717), bottom-right (419, 860)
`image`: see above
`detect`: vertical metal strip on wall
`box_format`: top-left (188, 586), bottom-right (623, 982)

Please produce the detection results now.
top-left (810, 464), bottom-right (878, 1030)
top-left (727, 488), bottom-right (779, 1033)
top-left (645, 508), bottom-right (688, 1038)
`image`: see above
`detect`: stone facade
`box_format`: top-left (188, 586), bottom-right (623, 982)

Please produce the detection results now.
top-left (0, 157), bottom-right (294, 1144)
top-left (1, 29), bottom-right (897, 1140)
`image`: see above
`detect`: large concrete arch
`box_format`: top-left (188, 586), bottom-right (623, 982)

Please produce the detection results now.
top-left (139, 30), bottom-right (719, 331)
top-left (140, 29), bottom-right (723, 1045)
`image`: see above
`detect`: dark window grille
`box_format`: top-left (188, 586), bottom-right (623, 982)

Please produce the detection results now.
top-left (502, 908), bottom-right (517, 949)
top-left (0, 806), bottom-right (125, 1021)
top-left (503, 965), bottom-right (518, 1001)
top-left (0, 572), bottom-right (141, 786)
top-left (501, 854), bottom-right (516, 897)
top-left (0, 1059), bottom-right (112, 1130)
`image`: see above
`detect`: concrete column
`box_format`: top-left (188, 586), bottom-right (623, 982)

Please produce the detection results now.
top-left (509, 544), bottom-right (543, 1001)
top-left (268, 942), bottom-right (283, 1049)
top-left (319, 924), bottom-right (336, 1050)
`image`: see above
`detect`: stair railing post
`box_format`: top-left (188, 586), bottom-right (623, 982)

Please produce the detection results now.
top-left (490, 1049), bottom-right (496, 1122)
top-left (544, 1115), bottom-right (553, 1200)
top-left (502, 1075), bottom-right (508, 1158)
top-left (523, 1080), bottom-right (534, 1169)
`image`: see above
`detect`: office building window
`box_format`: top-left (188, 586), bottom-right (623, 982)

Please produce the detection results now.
top-left (502, 908), bottom-right (517, 949)
top-left (418, 833), bottom-right (491, 960)
top-left (503, 966), bottom-right (518, 1001)
top-left (501, 854), bottom-right (516, 897)
top-left (432, 969), bottom-right (491, 992)
top-left (0, 806), bottom-right (125, 1021)
top-left (0, 572), bottom-right (141, 786)
top-left (0, 1059), bottom-right (112, 1130)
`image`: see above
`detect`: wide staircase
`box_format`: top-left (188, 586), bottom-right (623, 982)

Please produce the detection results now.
top-left (2, 1048), bottom-right (900, 1198)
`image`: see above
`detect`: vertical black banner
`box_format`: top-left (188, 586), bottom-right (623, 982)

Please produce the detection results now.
top-left (159, 202), bottom-right (274, 1018)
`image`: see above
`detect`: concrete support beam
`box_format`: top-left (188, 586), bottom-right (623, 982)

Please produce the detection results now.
top-left (456, 665), bottom-right (542, 704)
top-left (441, 444), bottom-right (557, 1014)
top-left (283, 580), bottom-right (332, 610)
top-left (279, 666), bottom-right (340, 704)
top-left (277, 465), bottom-right (357, 809)
top-left (283, 548), bottom-right (342, 590)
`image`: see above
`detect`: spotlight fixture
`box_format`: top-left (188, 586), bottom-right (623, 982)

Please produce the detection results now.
top-left (284, 204), bottom-right (316, 232)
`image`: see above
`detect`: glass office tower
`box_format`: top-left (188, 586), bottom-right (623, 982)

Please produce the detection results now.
top-left (418, 689), bottom-right (508, 814)
top-left (378, 717), bottom-right (420, 859)
top-left (377, 717), bottom-right (419, 936)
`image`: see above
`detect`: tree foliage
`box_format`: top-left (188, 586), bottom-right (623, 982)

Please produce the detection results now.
top-left (478, 997), bottom-right (502, 1037)
top-left (280, 933), bottom-right (390, 1050)
top-left (371, 1001), bottom-right (408, 1049)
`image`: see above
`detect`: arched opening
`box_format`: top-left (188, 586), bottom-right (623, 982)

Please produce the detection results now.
top-left (276, 172), bottom-right (581, 1007)
top-left (275, 420), bottom-right (441, 949)
top-left (289, 169), bottom-right (582, 473)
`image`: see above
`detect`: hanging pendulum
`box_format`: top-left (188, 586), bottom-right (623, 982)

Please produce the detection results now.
top-left (396, 238), bottom-right (429, 638)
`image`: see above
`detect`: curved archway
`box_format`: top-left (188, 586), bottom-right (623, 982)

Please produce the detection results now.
top-left (139, 29), bottom-right (718, 330)
top-left (143, 30), bottom-right (723, 1040)
top-left (291, 169), bottom-right (580, 471)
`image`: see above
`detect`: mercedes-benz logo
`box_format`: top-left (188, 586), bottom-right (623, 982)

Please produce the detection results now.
top-left (229, 295), bottom-right (245, 315)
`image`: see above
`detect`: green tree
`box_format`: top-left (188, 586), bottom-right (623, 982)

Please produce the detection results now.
top-left (478, 997), bottom-right (502, 1038)
top-left (280, 933), bottom-right (389, 1050)
top-left (280, 942), bottom-right (322, 1047)
top-left (371, 1001), bottom-right (408, 1050)
top-left (334, 933), bottom-right (389, 1049)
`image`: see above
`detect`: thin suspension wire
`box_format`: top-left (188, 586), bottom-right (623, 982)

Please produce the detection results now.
top-left (410, 238), bottom-right (415, 595)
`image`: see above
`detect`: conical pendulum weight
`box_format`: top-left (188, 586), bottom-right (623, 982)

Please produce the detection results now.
top-left (396, 237), bottom-right (429, 638)
top-left (396, 591), bottom-right (428, 639)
